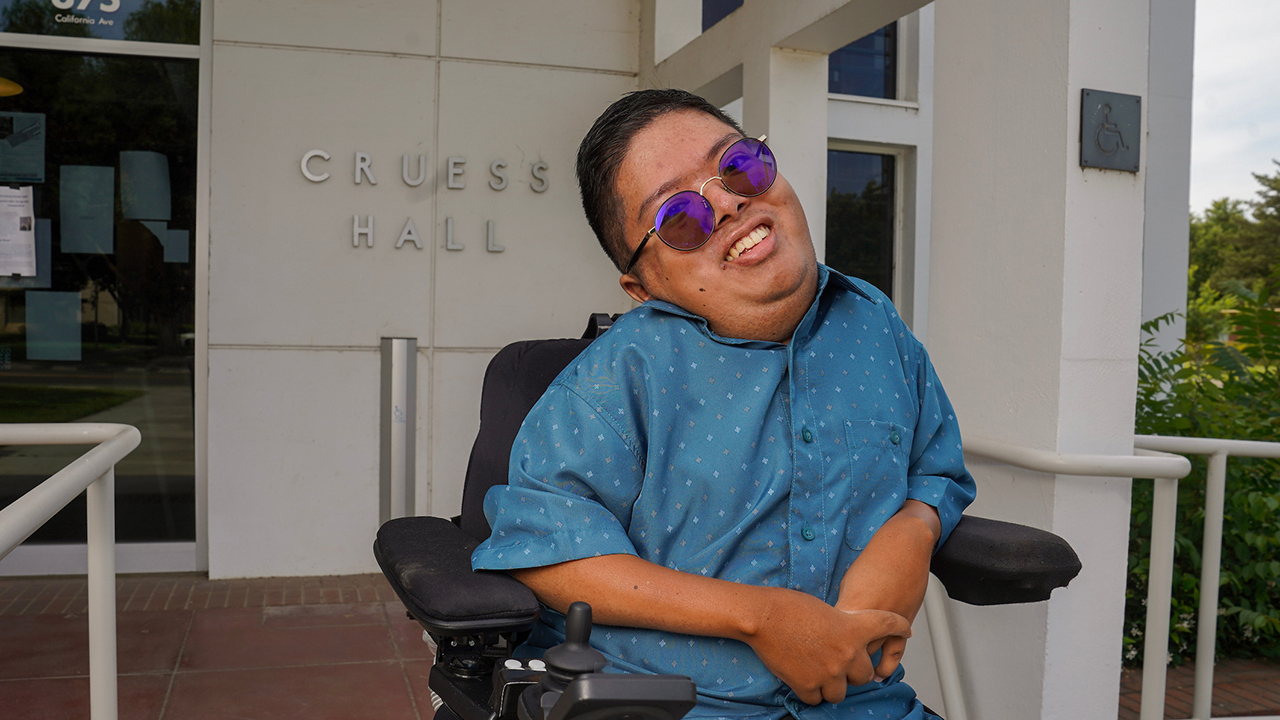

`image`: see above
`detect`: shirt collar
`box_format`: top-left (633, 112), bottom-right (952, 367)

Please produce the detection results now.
top-left (640, 264), bottom-right (877, 348)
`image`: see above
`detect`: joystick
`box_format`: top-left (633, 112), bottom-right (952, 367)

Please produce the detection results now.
top-left (517, 602), bottom-right (697, 720)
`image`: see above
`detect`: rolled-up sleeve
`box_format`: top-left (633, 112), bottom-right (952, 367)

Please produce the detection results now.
top-left (904, 346), bottom-right (977, 549)
top-left (472, 384), bottom-right (644, 571)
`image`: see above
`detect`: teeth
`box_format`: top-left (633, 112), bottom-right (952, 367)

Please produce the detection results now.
top-left (725, 225), bottom-right (769, 261)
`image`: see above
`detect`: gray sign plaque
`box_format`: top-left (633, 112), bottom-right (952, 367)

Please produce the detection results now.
top-left (1080, 89), bottom-right (1141, 173)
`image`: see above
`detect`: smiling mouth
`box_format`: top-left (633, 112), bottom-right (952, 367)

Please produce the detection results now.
top-left (725, 224), bottom-right (769, 262)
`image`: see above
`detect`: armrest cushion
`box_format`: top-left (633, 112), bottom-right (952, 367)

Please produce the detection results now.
top-left (929, 516), bottom-right (1082, 606)
top-left (374, 516), bottom-right (539, 635)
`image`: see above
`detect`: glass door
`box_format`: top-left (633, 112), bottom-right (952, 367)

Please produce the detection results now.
top-left (0, 42), bottom-right (199, 566)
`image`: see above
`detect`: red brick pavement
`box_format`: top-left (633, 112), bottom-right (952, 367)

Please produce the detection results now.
top-left (3, 573), bottom-right (1278, 719)
top-left (0, 573), bottom-right (429, 720)
top-left (0, 572), bottom-right (401, 616)
top-left (1119, 658), bottom-right (1280, 718)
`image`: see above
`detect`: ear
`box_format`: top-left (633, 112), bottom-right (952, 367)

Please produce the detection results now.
top-left (620, 272), bottom-right (651, 304)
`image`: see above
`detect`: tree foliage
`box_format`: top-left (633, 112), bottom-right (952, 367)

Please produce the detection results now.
top-left (1189, 162), bottom-right (1280, 306)
top-left (1125, 271), bottom-right (1280, 667)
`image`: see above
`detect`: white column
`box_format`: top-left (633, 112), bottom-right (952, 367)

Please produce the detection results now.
top-left (742, 45), bottom-right (830, 257)
top-left (930, 0), bottom-right (1153, 718)
top-left (1142, 0), bottom-right (1196, 353)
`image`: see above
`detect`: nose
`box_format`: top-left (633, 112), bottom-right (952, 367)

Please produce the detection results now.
top-left (702, 178), bottom-right (746, 227)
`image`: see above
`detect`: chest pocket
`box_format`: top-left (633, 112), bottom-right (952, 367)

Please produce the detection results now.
top-left (841, 419), bottom-right (912, 553)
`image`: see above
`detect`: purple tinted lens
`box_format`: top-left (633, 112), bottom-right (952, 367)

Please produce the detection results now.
top-left (719, 139), bottom-right (776, 197)
top-left (655, 191), bottom-right (715, 250)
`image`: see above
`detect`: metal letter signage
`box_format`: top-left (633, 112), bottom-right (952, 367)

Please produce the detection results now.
top-left (402, 154), bottom-right (427, 187)
top-left (301, 150), bottom-right (330, 182)
top-left (353, 215), bottom-right (374, 247)
top-left (447, 157), bottom-right (466, 189)
top-left (355, 152), bottom-right (378, 184)
top-left (1080, 89), bottom-right (1141, 173)
top-left (301, 149), bottom-right (549, 251)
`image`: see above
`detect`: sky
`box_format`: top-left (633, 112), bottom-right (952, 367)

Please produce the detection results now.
top-left (1188, 0), bottom-right (1280, 215)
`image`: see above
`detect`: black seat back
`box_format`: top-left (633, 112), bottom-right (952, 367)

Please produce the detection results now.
top-left (457, 338), bottom-right (594, 541)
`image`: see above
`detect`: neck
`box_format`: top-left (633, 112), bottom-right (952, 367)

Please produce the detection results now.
top-left (703, 271), bottom-right (819, 343)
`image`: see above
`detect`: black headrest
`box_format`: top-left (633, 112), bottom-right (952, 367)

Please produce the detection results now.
top-left (457, 338), bottom-right (594, 541)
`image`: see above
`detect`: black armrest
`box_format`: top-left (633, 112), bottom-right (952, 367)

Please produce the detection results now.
top-left (930, 516), bottom-right (1082, 605)
top-left (374, 516), bottom-right (540, 635)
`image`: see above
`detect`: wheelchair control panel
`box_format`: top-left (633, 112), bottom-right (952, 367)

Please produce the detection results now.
top-left (425, 600), bottom-right (697, 720)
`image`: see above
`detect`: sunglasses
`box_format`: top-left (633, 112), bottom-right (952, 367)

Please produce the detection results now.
top-left (624, 136), bottom-right (777, 274)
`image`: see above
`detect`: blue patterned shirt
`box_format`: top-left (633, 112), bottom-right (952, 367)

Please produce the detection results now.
top-left (472, 266), bottom-right (975, 720)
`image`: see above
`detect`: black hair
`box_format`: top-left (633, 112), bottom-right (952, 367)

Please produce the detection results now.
top-left (575, 89), bottom-right (743, 273)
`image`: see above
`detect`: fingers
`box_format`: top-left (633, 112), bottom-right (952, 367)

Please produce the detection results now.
top-left (873, 635), bottom-right (907, 682)
top-left (845, 608), bottom-right (913, 642)
top-left (839, 609), bottom-right (910, 685)
top-left (843, 645), bottom-right (876, 688)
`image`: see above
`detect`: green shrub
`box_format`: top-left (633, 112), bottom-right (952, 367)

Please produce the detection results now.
top-left (1125, 272), bottom-right (1280, 666)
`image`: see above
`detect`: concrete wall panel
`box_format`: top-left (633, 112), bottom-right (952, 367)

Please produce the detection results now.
top-left (214, 0), bottom-right (439, 56)
top-left (428, 350), bottom-right (496, 520)
top-left (440, 0), bottom-right (638, 73)
top-left (433, 60), bottom-right (634, 348)
top-left (207, 347), bottom-right (381, 578)
top-left (208, 45), bottom-right (436, 348)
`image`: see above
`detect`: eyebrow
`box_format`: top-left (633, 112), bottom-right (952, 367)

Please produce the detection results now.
top-left (634, 132), bottom-right (743, 225)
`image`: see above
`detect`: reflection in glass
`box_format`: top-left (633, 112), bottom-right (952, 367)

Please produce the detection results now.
top-left (829, 23), bottom-right (897, 100)
top-left (826, 150), bottom-right (895, 298)
top-left (0, 0), bottom-right (200, 45)
top-left (0, 47), bottom-right (197, 543)
top-left (701, 0), bottom-right (743, 32)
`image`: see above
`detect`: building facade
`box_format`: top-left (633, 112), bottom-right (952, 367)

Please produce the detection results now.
top-left (0, 1), bottom-right (1197, 718)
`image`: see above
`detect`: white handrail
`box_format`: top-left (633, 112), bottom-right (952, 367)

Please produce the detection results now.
top-left (1132, 435), bottom-right (1280, 720)
top-left (964, 436), bottom-right (1191, 479)
top-left (919, 438), bottom-right (1192, 720)
top-left (0, 423), bottom-right (141, 720)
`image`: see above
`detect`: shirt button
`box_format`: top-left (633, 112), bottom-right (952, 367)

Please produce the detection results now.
top-left (801, 527), bottom-right (816, 541)
top-left (802, 428), bottom-right (813, 443)
top-left (889, 430), bottom-right (901, 445)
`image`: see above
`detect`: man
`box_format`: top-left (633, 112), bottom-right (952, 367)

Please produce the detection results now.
top-left (472, 89), bottom-right (976, 720)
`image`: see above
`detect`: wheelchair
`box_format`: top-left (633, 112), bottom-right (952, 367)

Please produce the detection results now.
top-left (374, 314), bottom-right (1082, 720)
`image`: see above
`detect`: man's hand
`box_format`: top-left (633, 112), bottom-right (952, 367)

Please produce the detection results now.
top-left (742, 587), bottom-right (911, 706)
top-left (513, 555), bottom-right (912, 707)
top-left (834, 499), bottom-right (941, 681)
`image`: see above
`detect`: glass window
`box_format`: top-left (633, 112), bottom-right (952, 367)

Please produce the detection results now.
top-left (0, 47), bottom-right (198, 543)
top-left (828, 22), bottom-right (897, 99)
top-left (826, 149), bottom-right (895, 297)
top-left (0, 0), bottom-right (201, 45)
top-left (701, 0), bottom-right (742, 32)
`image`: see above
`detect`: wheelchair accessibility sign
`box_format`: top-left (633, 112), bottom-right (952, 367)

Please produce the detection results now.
top-left (1080, 89), bottom-right (1141, 173)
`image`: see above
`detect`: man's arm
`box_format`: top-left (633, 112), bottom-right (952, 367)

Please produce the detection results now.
top-left (834, 499), bottom-right (940, 681)
top-left (833, 309), bottom-right (976, 681)
top-left (513, 555), bottom-right (912, 706)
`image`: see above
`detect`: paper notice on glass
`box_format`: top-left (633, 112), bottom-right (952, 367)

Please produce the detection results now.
top-left (0, 185), bottom-right (37, 276)
top-left (0, 112), bottom-right (46, 183)
top-left (25, 291), bottom-right (82, 361)
top-left (165, 228), bottom-right (190, 263)
top-left (141, 220), bottom-right (167, 241)
top-left (0, 219), bottom-right (51, 289)
top-left (60, 165), bottom-right (115, 254)
top-left (120, 151), bottom-right (171, 221)
top-left (139, 220), bottom-right (188, 263)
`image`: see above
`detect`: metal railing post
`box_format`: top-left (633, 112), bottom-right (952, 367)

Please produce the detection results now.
top-left (1192, 451), bottom-right (1229, 720)
top-left (0, 424), bottom-right (138, 720)
top-left (1133, 435), bottom-right (1280, 720)
top-left (923, 578), bottom-right (968, 720)
top-left (86, 468), bottom-right (119, 720)
top-left (957, 438), bottom-right (1190, 720)
top-left (1140, 475), bottom-right (1179, 720)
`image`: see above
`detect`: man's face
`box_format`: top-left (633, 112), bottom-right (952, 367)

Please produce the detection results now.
top-left (615, 110), bottom-right (819, 343)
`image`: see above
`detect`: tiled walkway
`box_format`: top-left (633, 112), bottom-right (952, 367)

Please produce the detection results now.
top-left (0, 573), bottom-right (435, 720)
top-left (2, 572), bottom-right (1278, 719)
